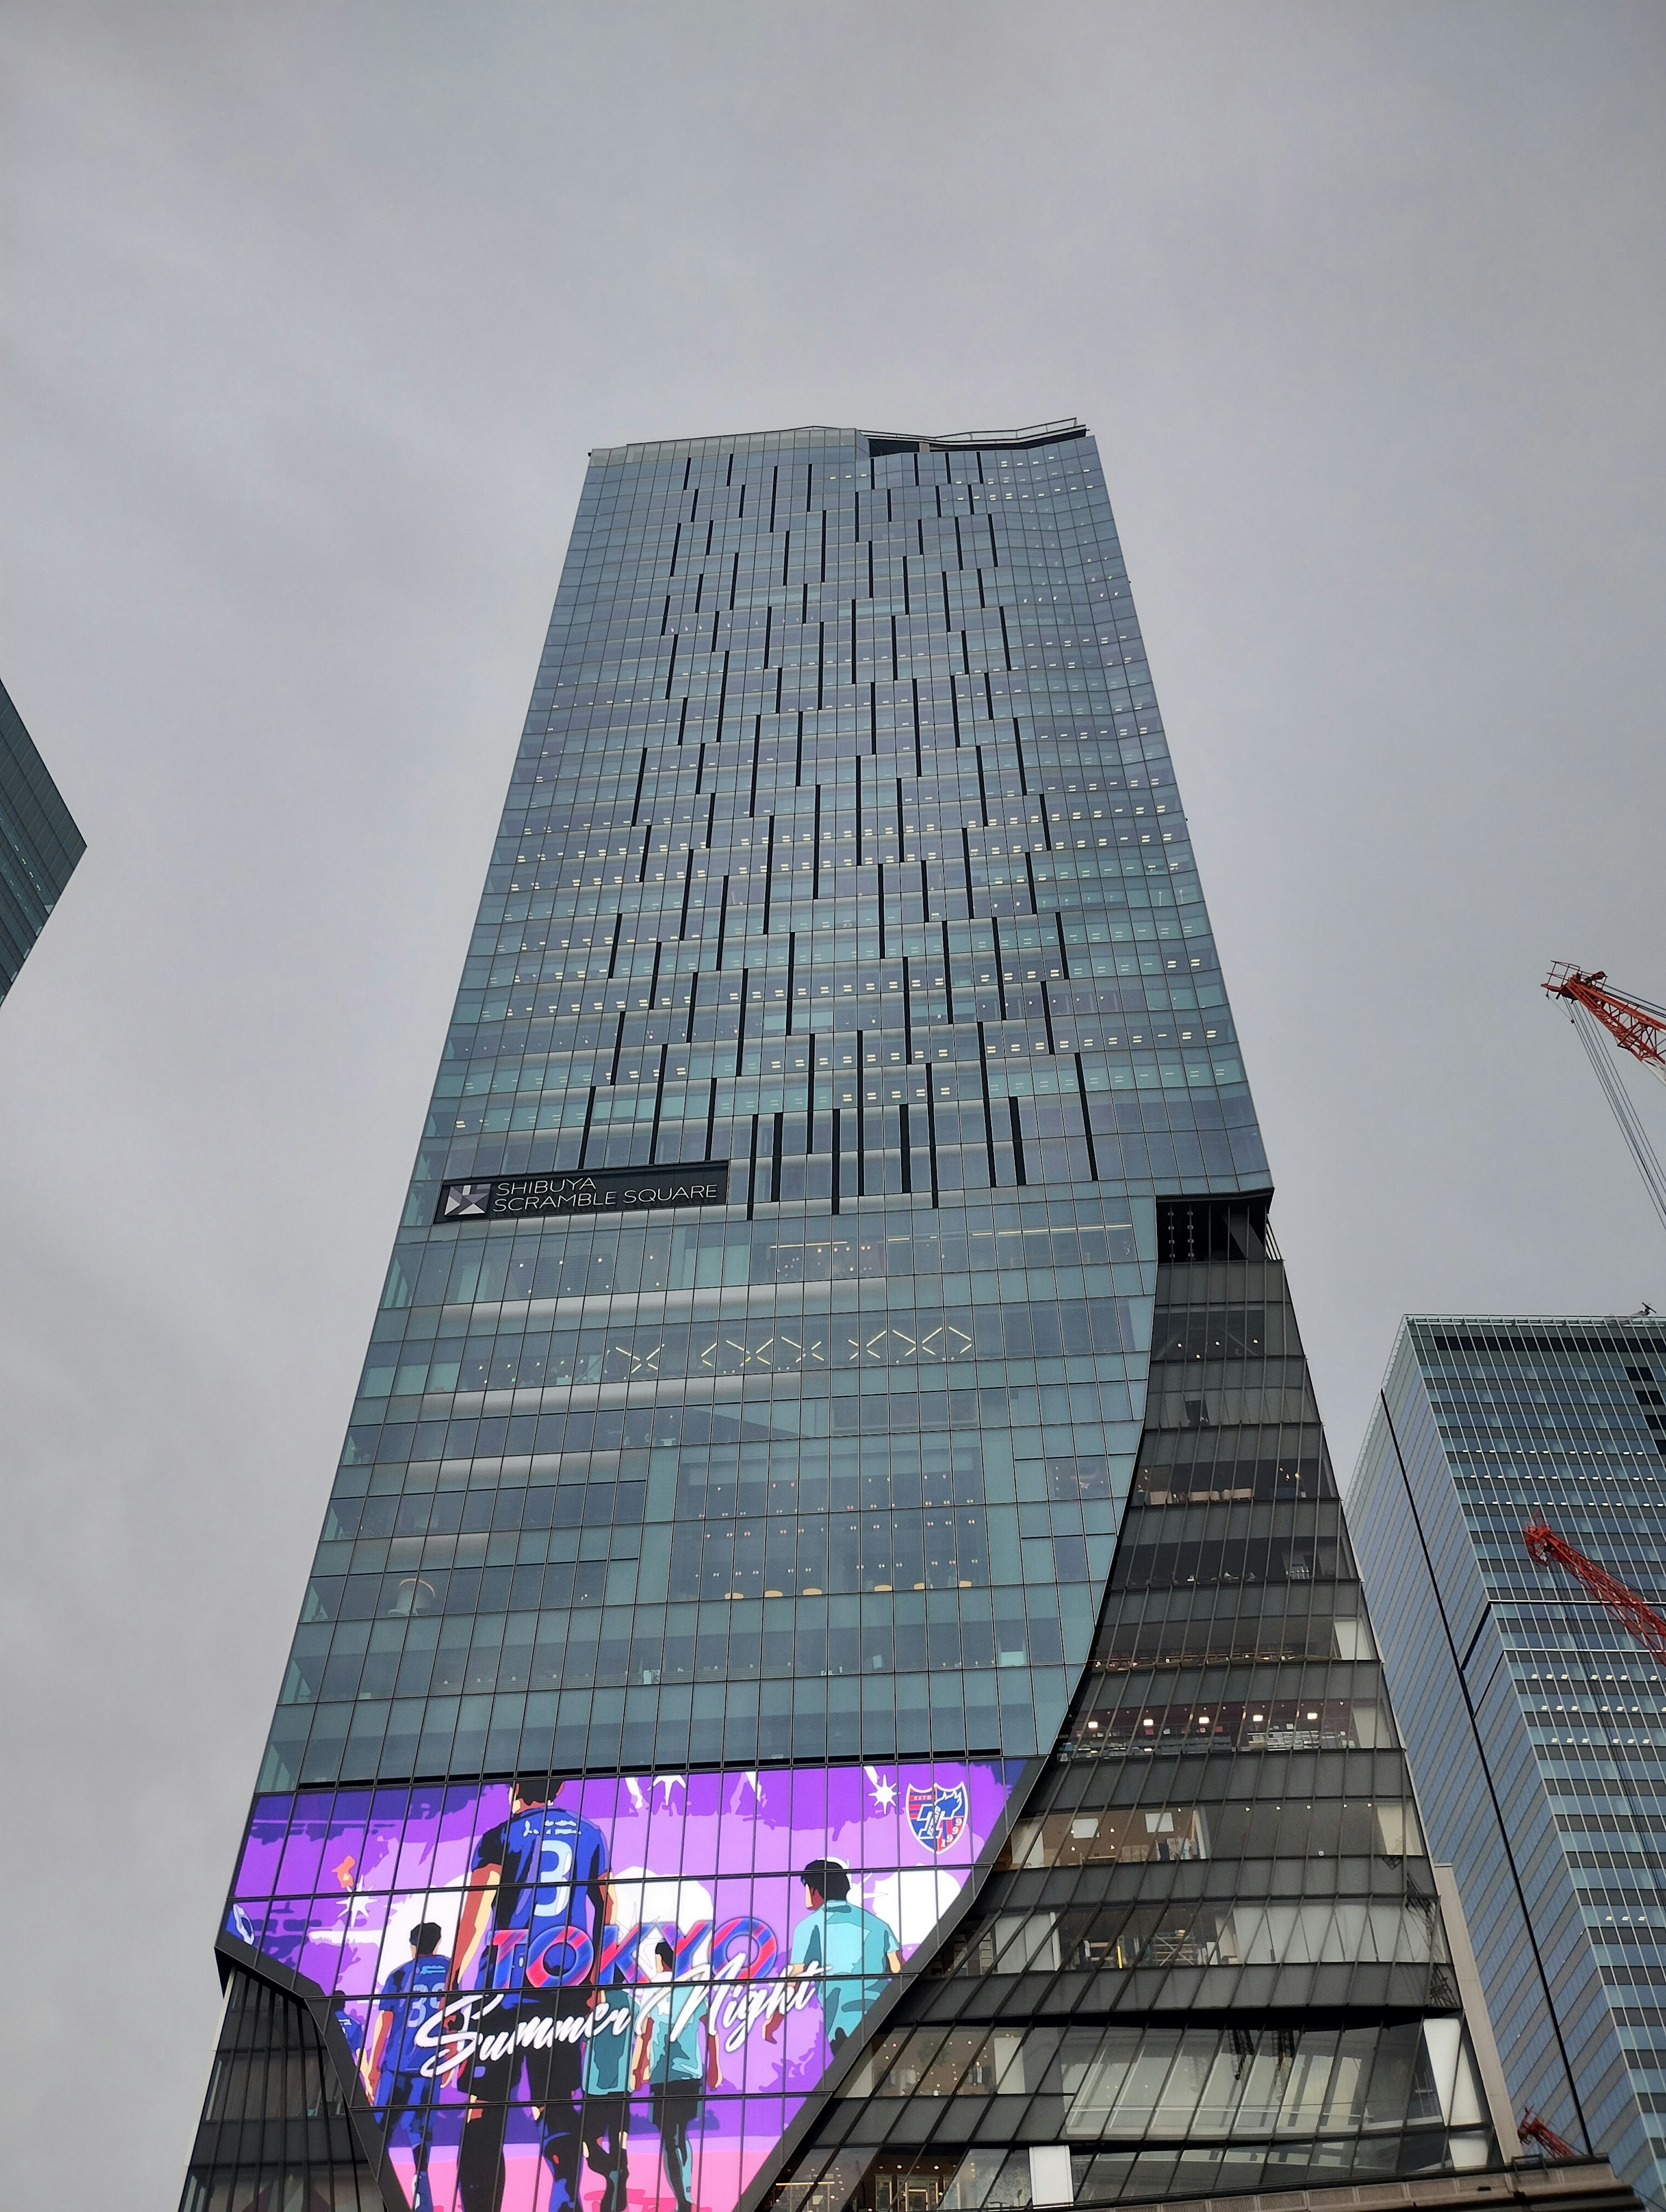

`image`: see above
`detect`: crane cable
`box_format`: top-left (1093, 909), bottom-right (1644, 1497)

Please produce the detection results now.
top-left (1567, 1000), bottom-right (1666, 1235)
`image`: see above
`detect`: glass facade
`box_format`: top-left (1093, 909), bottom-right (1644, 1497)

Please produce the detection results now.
top-left (1352, 1316), bottom-right (1666, 2211)
top-left (771, 1201), bottom-right (1499, 2212)
top-left (181, 422), bottom-right (1501, 2212)
top-left (0, 670), bottom-right (83, 1003)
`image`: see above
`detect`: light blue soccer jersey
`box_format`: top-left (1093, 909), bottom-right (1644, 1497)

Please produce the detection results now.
top-left (640, 1979), bottom-right (710, 2084)
top-left (789, 1901), bottom-right (896, 2043)
top-left (584, 1983), bottom-right (638, 2097)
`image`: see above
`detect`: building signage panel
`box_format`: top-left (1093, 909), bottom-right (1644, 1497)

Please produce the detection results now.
top-left (226, 1758), bottom-right (1020, 2212)
top-left (436, 1162), bottom-right (729, 1223)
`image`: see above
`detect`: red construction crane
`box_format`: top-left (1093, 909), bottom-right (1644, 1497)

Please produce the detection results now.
top-left (1545, 966), bottom-right (1666, 1078)
top-left (1522, 1522), bottom-right (1666, 1667)
top-left (1518, 2108), bottom-right (1577, 2162)
top-left (1543, 964), bottom-right (1666, 1234)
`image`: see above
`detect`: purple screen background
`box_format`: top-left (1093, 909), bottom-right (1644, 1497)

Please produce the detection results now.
top-left (227, 1759), bottom-right (1021, 2212)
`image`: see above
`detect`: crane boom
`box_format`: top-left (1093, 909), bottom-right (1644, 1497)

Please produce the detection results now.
top-left (1544, 965), bottom-right (1666, 1081)
top-left (1543, 963), bottom-right (1666, 1234)
top-left (1518, 2109), bottom-right (1577, 2162)
top-left (1522, 1522), bottom-right (1666, 1666)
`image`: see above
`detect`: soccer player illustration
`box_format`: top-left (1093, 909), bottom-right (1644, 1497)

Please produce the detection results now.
top-left (449, 1775), bottom-right (616, 2212)
top-left (361, 1921), bottom-right (451, 2212)
top-left (763, 1859), bottom-right (903, 2056)
top-left (580, 1926), bottom-right (635, 2212)
top-left (630, 1937), bottom-right (721, 2212)
top-left (332, 1992), bottom-right (366, 2064)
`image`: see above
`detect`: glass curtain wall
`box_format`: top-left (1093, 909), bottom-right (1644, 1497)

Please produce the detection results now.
top-left (183, 424), bottom-right (1492, 2212)
top-left (0, 671), bottom-right (83, 1001)
top-left (771, 1202), bottom-right (1496, 2212)
top-left (1353, 1316), bottom-right (1666, 2212)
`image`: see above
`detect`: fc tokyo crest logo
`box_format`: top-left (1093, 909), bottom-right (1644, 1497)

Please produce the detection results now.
top-left (906, 1781), bottom-right (968, 1855)
top-left (443, 1181), bottom-right (494, 1218)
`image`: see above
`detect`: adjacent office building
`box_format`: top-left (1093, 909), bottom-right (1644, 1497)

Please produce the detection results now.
top-left (0, 672), bottom-right (82, 1002)
top-left (183, 423), bottom-right (1545, 2212)
top-left (1353, 1316), bottom-right (1666, 2210)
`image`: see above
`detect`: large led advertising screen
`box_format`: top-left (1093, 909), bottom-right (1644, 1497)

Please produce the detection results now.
top-left (227, 1760), bottom-right (1021, 2212)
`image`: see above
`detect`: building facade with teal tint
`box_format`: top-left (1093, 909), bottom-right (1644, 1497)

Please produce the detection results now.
top-left (1353, 1316), bottom-right (1666, 2212)
top-left (181, 425), bottom-right (1511, 2212)
top-left (0, 672), bottom-right (83, 1003)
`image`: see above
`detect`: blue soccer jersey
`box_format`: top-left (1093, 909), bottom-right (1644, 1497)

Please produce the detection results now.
top-left (472, 1801), bottom-right (611, 1992)
top-left (376, 1955), bottom-right (452, 2079)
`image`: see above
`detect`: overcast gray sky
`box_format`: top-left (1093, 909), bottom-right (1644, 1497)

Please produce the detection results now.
top-left (3, 3), bottom-right (1663, 2197)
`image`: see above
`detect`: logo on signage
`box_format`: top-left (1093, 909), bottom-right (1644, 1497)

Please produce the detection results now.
top-left (906, 1782), bottom-right (969, 1855)
top-left (442, 1182), bottom-right (494, 1218)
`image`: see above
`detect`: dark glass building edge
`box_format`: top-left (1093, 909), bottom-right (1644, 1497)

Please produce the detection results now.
top-left (0, 671), bottom-right (84, 1001)
top-left (761, 1206), bottom-right (1509, 2212)
top-left (183, 424), bottom-right (1495, 2212)
top-left (1351, 1315), bottom-right (1666, 2212)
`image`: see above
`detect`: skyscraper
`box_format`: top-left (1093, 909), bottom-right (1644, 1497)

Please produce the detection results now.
top-left (0, 672), bottom-right (83, 1005)
top-left (182, 422), bottom-right (1541, 2212)
top-left (1353, 1314), bottom-right (1666, 2211)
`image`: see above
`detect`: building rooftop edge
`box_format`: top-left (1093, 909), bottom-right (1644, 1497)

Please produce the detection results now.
top-left (1400, 1314), bottom-right (1666, 1328)
top-left (1356, 1311), bottom-right (1666, 1425)
top-left (588, 417), bottom-right (1086, 464)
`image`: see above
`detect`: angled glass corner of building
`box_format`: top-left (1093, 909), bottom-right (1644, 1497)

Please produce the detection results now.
top-left (1351, 1314), bottom-right (1666, 2212)
top-left (182, 424), bottom-right (1502, 2212)
top-left (0, 672), bottom-right (84, 1002)
top-left (770, 1199), bottom-right (1502, 2212)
